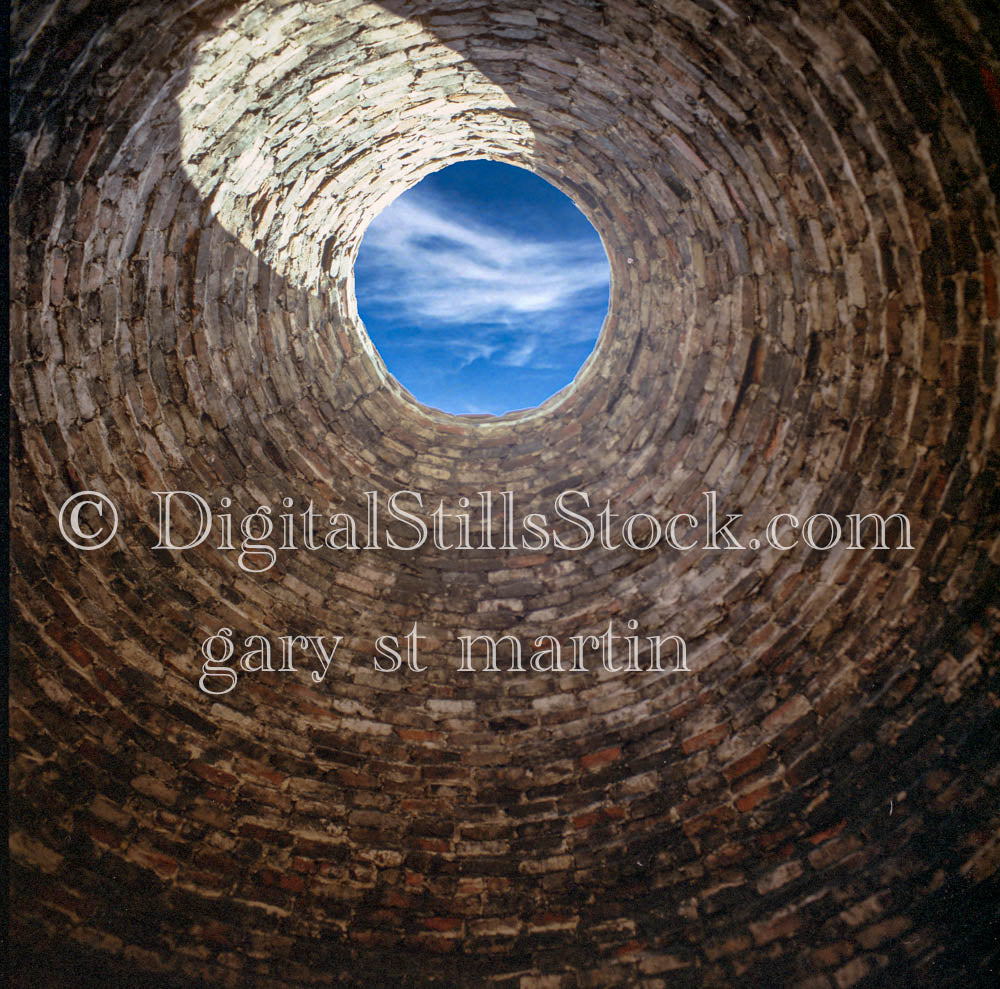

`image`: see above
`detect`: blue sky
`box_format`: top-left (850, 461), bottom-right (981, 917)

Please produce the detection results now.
top-left (353, 160), bottom-right (610, 415)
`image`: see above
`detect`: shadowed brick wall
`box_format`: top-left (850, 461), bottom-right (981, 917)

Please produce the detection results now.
top-left (9, 1), bottom-right (999, 985)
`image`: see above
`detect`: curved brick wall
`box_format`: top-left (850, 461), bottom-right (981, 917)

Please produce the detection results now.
top-left (9, 1), bottom-right (999, 986)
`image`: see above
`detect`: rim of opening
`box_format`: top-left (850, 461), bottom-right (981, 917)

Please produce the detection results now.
top-left (345, 154), bottom-right (620, 429)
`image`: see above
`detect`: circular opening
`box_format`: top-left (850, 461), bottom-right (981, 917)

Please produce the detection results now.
top-left (353, 160), bottom-right (611, 416)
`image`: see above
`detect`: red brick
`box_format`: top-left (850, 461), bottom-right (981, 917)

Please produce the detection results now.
top-left (423, 917), bottom-right (463, 932)
top-left (189, 761), bottom-right (239, 788)
top-left (682, 723), bottom-right (729, 754)
top-left (735, 784), bottom-right (772, 813)
top-left (581, 746), bottom-right (621, 770)
top-left (723, 744), bottom-right (768, 781)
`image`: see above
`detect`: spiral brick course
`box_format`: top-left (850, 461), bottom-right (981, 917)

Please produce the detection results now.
top-left (9, 0), bottom-right (1000, 986)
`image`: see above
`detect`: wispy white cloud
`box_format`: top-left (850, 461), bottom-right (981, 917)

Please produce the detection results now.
top-left (355, 188), bottom-right (610, 366)
top-left (501, 335), bottom-right (538, 368)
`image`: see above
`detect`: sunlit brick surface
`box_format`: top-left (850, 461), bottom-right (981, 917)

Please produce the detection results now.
top-left (9, 1), bottom-right (999, 985)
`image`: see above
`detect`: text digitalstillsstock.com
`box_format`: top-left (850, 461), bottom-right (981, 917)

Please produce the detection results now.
top-left (57, 488), bottom-right (914, 694)
top-left (133, 489), bottom-right (912, 565)
top-left (60, 489), bottom-right (915, 563)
